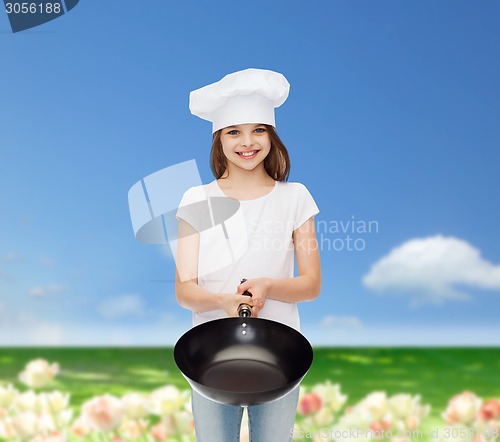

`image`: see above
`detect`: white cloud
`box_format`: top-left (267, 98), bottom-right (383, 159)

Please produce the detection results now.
top-left (28, 284), bottom-right (68, 297)
top-left (313, 315), bottom-right (364, 345)
top-left (0, 268), bottom-right (15, 282)
top-left (0, 307), bottom-right (191, 346)
top-left (322, 315), bottom-right (363, 329)
top-left (2, 253), bottom-right (22, 263)
top-left (96, 294), bottom-right (146, 319)
top-left (40, 257), bottom-right (55, 267)
top-left (0, 310), bottom-right (65, 345)
top-left (363, 235), bottom-right (500, 305)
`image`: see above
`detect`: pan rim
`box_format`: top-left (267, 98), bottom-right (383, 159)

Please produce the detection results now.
top-left (174, 316), bottom-right (313, 397)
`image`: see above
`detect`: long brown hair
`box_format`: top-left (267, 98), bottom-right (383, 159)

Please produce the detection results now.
top-left (210, 124), bottom-right (291, 181)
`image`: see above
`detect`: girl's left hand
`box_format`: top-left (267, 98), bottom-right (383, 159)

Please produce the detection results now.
top-left (237, 278), bottom-right (270, 317)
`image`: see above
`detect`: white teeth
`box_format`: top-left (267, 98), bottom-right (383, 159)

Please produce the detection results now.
top-left (239, 151), bottom-right (257, 157)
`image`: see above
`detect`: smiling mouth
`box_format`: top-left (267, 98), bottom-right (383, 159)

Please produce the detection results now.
top-left (236, 150), bottom-right (259, 159)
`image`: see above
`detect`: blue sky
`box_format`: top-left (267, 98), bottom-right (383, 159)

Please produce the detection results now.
top-left (1, 0), bottom-right (499, 346)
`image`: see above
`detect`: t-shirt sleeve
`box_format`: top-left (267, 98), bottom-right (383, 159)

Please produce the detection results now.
top-left (294, 183), bottom-right (320, 230)
top-left (175, 186), bottom-right (205, 232)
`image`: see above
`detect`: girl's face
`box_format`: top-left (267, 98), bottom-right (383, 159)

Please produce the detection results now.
top-left (219, 123), bottom-right (271, 173)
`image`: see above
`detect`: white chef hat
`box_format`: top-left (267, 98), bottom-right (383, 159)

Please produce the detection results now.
top-left (189, 68), bottom-right (290, 133)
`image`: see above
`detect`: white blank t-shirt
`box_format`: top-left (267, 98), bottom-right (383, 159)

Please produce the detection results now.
top-left (176, 180), bottom-right (319, 331)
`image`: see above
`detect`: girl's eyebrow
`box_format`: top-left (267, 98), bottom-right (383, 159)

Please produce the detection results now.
top-left (224, 124), bottom-right (264, 131)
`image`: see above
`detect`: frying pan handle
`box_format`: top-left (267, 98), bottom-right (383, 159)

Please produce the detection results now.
top-left (237, 278), bottom-right (253, 318)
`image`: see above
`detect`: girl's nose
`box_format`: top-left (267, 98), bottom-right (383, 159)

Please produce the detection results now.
top-left (241, 133), bottom-right (254, 147)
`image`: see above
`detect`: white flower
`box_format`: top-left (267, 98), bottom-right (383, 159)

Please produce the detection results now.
top-left (388, 393), bottom-right (431, 431)
top-left (18, 359), bottom-right (59, 389)
top-left (121, 392), bottom-right (151, 419)
top-left (405, 409), bottom-right (427, 431)
top-left (10, 411), bottom-right (40, 439)
top-left (389, 394), bottom-right (415, 419)
top-left (313, 407), bottom-right (335, 427)
top-left (81, 394), bottom-right (123, 432)
top-left (0, 416), bottom-right (15, 439)
top-left (40, 391), bottom-right (70, 413)
top-left (312, 381), bottom-right (347, 413)
top-left (335, 405), bottom-right (375, 439)
top-left (38, 411), bottom-right (58, 433)
top-left (120, 417), bottom-right (149, 439)
top-left (442, 391), bottom-right (482, 425)
top-left (37, 408), bottom-right (73, 433)
top-left (150, 386), bottom-right (186, 417)
top-left (13, 390), bottom-right (42, 414)
top-left (0, 384), bottom-right (18, 408)
top-left (359, 391), bottom-right (389, 421)
top-left (174, 410), bottom-right (194, 434)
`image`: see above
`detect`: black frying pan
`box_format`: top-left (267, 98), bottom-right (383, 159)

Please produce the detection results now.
top-left (174, 280), bottom-right (313, 405)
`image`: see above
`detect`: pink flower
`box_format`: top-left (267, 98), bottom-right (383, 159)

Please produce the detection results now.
top-left (151, 423), bottom-right (168, 441)
top-left (298, 392), bottom-right (323, 415)
top-left (369, 419), bottom-right (391, 433)
top-left (71, 416), bottom-right (93, 437)
top-left (31, 432), bottom-right (66, 442)
top-left (82, 394), bottom-right (123, 432)
top-left (478, 399), bottom-right (500, 422)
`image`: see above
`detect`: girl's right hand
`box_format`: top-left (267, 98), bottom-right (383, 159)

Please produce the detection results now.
top-left (219, 293), bottom-right (254, 317)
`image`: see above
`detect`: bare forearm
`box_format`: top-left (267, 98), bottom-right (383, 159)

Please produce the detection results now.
top-left (266, 275), bottom-right (321, 303)
top-left (176, 280), bottom-right (224, 313)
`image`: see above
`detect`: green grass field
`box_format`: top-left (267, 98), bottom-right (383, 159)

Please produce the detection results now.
top-left (1, 346), bottom-right (499, 424)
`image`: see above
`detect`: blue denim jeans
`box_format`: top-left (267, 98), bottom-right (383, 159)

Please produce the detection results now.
top-left (191, 386), bottom-right (300, 442)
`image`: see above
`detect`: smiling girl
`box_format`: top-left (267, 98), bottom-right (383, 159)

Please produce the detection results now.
top-left (175, 68), bottom-right (321, 442)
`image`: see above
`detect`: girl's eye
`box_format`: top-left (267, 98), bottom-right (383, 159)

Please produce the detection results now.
top-left (255, 128), bottom-right (266, 133)
top-left (227, 130), bottom-right (239, 135)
